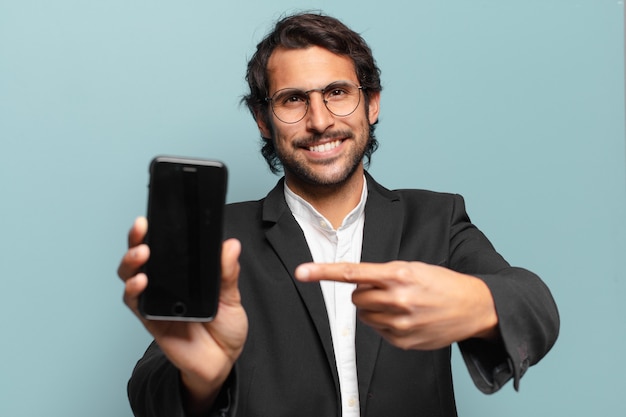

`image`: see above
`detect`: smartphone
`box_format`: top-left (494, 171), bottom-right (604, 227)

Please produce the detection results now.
top-left (139, 156), bottom-right (227, 321)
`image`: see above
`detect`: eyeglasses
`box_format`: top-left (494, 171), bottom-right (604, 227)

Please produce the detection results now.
top-left (265, 81), bottom-right (363, 124)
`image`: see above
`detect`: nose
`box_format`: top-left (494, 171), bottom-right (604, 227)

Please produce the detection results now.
top-left (305, 92), bottom-right (334, 133)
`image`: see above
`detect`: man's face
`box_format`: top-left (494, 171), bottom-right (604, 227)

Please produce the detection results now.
top-left (257, 46), bottom-right (380, 190)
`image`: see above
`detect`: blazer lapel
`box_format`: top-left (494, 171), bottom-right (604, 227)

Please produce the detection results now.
top-left (357, 173), bottom-right (404, 405)
top-left (262, 179), bottom-right (340, 390)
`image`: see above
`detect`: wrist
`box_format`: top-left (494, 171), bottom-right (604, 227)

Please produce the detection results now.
top-left (472, 279), bottom-right (500, 341)
top-left (180, 362), bottom-right (233, 416)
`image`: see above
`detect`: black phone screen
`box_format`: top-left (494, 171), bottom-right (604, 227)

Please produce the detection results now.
top-left (140, 157), bottom-right (227, 321)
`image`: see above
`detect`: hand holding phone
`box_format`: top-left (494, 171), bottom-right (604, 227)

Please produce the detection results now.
top-left (118, 218), bottom-right (248, 412)
top-left (140, 156), bottom-right (227, 321)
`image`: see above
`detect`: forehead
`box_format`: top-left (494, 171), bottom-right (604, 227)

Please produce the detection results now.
top-left (266, 46), bottom-right (358, 93)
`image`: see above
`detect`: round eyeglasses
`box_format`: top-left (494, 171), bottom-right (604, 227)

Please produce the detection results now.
top-left (265, 81), bottom-right (363, 124)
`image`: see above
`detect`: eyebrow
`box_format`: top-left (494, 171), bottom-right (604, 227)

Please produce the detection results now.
top-left (270, 79), bottom-right (358, 95)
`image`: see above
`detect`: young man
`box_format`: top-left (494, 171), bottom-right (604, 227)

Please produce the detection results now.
top-left (118, 12), bottom-right (559, 417)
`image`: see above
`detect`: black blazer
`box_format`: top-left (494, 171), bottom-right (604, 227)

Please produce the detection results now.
top-left (128, 173), bottom-right (559, 417)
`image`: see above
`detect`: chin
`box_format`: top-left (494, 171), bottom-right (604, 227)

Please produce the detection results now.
top-left (296, 161), bottom-right (363, 188)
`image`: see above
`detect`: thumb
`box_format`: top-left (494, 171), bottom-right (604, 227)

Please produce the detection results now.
top-left (220, 238), bottom-right (242, 304)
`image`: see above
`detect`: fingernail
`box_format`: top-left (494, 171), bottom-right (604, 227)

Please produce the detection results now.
top-left (296, 265), bottom-right (310, 280)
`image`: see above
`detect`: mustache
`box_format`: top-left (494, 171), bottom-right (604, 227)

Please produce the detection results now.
top-left (292, 130), bottom-right (355, 148)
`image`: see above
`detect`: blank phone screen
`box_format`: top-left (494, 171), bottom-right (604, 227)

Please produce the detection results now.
top-left (140, 157), bottom-right (226, 321)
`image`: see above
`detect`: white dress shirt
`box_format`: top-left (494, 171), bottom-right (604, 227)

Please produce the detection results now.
top-left (285, 180), bottom-right (367, 417)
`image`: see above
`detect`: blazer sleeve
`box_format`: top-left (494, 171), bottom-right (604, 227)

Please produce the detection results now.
top-left (446, 194), bottom-right (560, 393)
top-left (127, 341), bottom-right (235, 417)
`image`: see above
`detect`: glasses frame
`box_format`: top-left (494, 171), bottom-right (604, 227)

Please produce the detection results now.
top-left (265, 81), bottom-right (364, 124)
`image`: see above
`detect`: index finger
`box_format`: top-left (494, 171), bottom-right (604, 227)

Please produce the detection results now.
top-left (128, 216), bottom-right (148, 248)
top-left (295, 262), bottom-right (391, 287)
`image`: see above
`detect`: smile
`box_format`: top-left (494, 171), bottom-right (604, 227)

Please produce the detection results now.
top-left (308, 140), bottom-right (343, 153)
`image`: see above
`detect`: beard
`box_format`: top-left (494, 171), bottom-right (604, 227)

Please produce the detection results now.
top-left (275, 123), bottom-right (371, 188)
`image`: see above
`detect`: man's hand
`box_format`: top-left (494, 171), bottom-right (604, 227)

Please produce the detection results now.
top-left (117, 217), bottom-right (248, 414)
top-left (295, 261), bottom-right (498, 350)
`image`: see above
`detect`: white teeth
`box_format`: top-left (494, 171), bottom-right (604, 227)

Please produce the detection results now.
top-left (309, 140), bottom-right (342, 153)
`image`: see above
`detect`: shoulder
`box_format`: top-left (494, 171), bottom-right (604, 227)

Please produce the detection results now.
top-left (225, 199), bottom-right (263, 216)
top-left (394, 189), bottom-right (466, 215)
top-left (394, 188), bottom-right (459, 203)
top-left (366, 173), bottom-right (464, 210)
top-left (223, 199), bottom-right (264, 238)
top-left (224, 178), bottom-right (286, 223)
top-left (364, 174), bottom-right (472, 230)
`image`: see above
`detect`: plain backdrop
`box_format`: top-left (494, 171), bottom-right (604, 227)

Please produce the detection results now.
top-left (1, 1), bottom-right (624, 416)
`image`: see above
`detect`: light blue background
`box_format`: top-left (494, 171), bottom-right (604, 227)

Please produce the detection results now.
top-left (1, 1), bottom-right (624, 416)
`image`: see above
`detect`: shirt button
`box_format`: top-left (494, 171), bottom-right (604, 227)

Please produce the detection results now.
top-left (342, 327), bottom-right (350, 337)
top-left (348, 397), bottom-right (357, 407)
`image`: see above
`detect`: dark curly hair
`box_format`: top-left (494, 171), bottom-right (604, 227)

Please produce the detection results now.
top-left (242, 12), bottom-right (383, 173)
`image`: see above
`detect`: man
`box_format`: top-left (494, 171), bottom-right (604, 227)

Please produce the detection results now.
top-left (118, 12), bottom-right (559, 417)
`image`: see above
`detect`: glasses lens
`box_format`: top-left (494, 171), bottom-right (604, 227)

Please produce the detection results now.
top-left (323, 82), bottom-right (361, 117)
top-left (270, 89), bottom-right (308, 124)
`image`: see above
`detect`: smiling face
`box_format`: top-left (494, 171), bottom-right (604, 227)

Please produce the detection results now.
top-left (257, 46), bottom-right (380, 194)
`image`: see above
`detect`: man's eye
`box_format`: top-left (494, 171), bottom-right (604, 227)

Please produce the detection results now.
top-left (280, 93), bottom-right (306, 105)
top-left (326, 88), bottom-right (349, 99)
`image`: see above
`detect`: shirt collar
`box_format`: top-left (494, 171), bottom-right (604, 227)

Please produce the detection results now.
top-left (284, 177), bottom-right (368, 232)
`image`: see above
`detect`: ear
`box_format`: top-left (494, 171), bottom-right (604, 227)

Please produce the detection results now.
top-left (366, 91), bottom-right (381, 125)
top-left (254, 110), bottom-right (273, 138)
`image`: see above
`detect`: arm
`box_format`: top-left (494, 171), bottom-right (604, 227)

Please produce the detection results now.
top-left (127, 341), bottom-right (237, 417)
top-left (117, 217), bottom-right (248, 416)
top-left (446, 194), bottom-right (560, 392)
top-left (295, 194), bottom-right (559, 392)
top-left (458, 266), bottom-right (560, 393)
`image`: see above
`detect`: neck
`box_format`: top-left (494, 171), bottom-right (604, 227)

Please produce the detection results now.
top-left (285, 168), bottom-right (365, 229)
